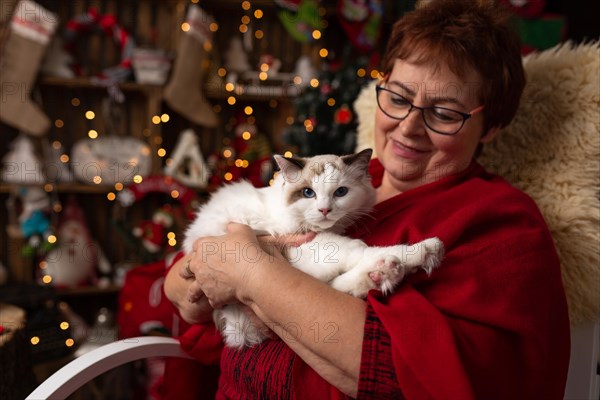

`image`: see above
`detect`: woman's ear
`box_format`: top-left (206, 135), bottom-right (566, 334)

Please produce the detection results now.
top-left (480, 126), bottom-right (501, 144)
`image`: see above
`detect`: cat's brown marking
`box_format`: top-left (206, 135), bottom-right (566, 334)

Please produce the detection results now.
top-left (283, 156), bottom-right (341, 206)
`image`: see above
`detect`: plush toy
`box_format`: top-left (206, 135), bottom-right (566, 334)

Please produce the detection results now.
top-left (13, 187), bottom-right (55, 256)
top-left (1, 134), bottom-right (46, 184)
top-left (42, 196), bottom-right (105, 287)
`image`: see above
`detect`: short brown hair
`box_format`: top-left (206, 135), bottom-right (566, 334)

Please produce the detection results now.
top-left (381, 0), bottom-right (526, 131)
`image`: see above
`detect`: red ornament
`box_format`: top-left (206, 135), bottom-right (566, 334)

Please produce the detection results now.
top-left (321, 83), bottom-right (333, 95)
top-left (334, 105), bottom-right (353, 125)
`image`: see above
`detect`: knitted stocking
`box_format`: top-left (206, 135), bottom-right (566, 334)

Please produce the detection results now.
top-left (164, 5), bottom-right (218, 128)
top-left (0, 1), bottom-right (58, 136)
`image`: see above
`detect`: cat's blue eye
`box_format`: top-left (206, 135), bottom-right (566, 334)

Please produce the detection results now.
top-left (334, 187), bottom-right (349, 197)
top-left (302, 188), bottom-right (316, 198)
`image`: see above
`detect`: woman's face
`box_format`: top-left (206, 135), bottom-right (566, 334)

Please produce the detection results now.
top-left (375, 59), bottom-right (497, 193)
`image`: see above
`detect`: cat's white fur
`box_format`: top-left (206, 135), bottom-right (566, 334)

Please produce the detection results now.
top-left (183, 149), bottom-right (444, 348)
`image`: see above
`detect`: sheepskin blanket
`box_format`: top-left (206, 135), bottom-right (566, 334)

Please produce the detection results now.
top-left (353, 41), bottom-right (600, 325)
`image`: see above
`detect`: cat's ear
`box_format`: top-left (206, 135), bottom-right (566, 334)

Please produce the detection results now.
top-left (273, 154), bottom-right (305, 183)
top-left (342, 148), bottom-right (373, 171)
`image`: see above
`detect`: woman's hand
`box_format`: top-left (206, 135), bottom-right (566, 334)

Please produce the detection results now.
top-left (187, 223), bottom-right (316, 308)
top-left (187, 223), bottom-right (260, 308)
top-left (164, 253), bottom-right (213, 324)
top-left (184, 223), bottom-right (363, 396)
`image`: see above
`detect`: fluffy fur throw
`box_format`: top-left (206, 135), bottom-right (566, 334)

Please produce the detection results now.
top-left (354, 79), bottom-right (379, 158)
top-left (353, 41), bottom-right (600, 325)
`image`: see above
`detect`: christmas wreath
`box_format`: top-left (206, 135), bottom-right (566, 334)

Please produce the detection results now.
top-left (113, 175), bottom-right (199, 263)
top-left (64, 7), bottom-right (135, 83)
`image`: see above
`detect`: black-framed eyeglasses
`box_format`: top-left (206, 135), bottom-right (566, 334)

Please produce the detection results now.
top-left (375, 85), bottom-right (484, 136)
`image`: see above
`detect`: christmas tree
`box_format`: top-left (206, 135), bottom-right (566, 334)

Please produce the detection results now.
top-left (283, 48), bottom-right (373, 156)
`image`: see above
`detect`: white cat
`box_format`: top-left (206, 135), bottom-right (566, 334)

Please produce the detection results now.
top-left (183, 149), bottom-right (444, 348)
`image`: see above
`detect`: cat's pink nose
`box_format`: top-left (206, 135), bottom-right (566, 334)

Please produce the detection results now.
top-left (319, 208), bottom-right (331, 216)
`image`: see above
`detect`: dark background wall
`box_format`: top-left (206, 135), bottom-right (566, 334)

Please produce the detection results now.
top-left (549, 0), bottom-right (600, 42)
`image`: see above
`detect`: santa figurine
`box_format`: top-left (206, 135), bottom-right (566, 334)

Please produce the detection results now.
top-left (133, 206), bottom-right (174, 254)
top-left (43, 196), bottom-right (97, 287)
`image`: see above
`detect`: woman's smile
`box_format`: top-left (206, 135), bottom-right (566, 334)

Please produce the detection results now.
top-left (390, 137), bottom-right (430, 159)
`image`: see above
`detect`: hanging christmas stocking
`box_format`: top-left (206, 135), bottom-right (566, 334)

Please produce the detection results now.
top-left (164, 5), bottom-right (218, 128)
top-left (337, 0), bottom-right (383, 52)
top-left (0, 1), bottom-right (58, 136)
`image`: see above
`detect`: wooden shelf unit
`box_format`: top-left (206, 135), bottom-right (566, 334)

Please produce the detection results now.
top-left (0, 0), bottom-right (331, 299)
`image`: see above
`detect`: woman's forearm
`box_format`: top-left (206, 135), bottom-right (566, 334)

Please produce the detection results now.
top-left (187, 224), bottom-right (366, 396)
top-left (240, 256), bottom-right (366, 397)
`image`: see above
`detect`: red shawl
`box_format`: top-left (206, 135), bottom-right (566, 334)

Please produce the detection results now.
top-left (163, 159), bottom-right (570, 399)
top-left (351, 160), bottom-right (570, 399)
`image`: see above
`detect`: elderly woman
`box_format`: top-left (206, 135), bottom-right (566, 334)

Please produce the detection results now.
top-left (164, 0), bottom-right (570, 398)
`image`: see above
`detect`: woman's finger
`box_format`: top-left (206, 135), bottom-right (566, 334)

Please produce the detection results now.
top-left (226, 222), bottom-right (254, 234)
top-left (187, 280), bottom-right (206, 303)
top-left (208, 298), bottom-right (223, 309)
top-left (179, 255), bottom-right (195, 279)
top-left (258, 231), bottom-right (316, 248)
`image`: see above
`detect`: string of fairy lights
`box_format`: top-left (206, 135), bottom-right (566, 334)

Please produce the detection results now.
top-left (26, 0), bottom-right (385, 352)
top-left (24, 0), bottom-right (390, 356)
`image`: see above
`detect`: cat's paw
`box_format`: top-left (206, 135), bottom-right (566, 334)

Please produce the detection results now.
top-left (369, 255), bottom-right (406, 295)
top-left (419, 237), bottom-right (445, 274)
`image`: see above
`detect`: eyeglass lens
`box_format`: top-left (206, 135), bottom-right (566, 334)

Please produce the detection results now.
top-left (377, 88), bottom-right (467, 135)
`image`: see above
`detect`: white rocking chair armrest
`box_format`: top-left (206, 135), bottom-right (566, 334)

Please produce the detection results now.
top-left (564, 319), bottom-right (600, 400)
top-left (26, 336), bottom-right (193, 400)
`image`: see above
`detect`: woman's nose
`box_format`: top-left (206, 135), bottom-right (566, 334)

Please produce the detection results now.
top-left (398, 108), bottom-right (427, 136)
